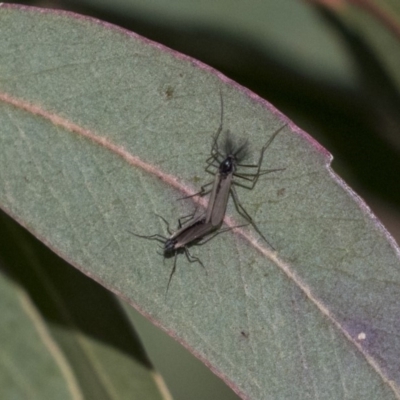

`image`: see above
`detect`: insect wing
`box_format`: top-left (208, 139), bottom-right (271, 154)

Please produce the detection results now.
top-left (207, 173), bottom-right (233, 227)
top-left (205, 173), bottom-right (220, 223)
top-left (169, 213), bottom-right (205, 240)
top-left (173, 220), bottom-right (215, 250)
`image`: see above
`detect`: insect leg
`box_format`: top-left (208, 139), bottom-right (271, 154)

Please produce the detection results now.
top-left (210, 89), bottom-right (225, 155)
top-left (230, 186), bottom-right (275, 249)
top-left (246, 124), bottom-right (286, 182)
top-left (182, 90), bottom-right (227, 202)
top-left (176, 210), bottom-right (199, 228)
top-left (166, 253), bottom-right (178, 297)
top-left (233, 167), bottom-right (285, 189)
top-left (232, 123), bottom-right (287, 189)
top-left (153, 213), bottom-right (174, 235)
top-left (165, 247), bottom-right (206, 297)
top-left (184, 247), bottom-right (206, 271)
top-left (197, 223), bottom-right (249, 245)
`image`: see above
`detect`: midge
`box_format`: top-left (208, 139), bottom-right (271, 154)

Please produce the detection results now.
top-left (130, 91), bottom-right (285, 291)
top-left (188, 92), bottom-right (286, 247)
top-left (129, 213), bottom-right (211, 293)
top-left (130, 212), bottom-right (243, 293)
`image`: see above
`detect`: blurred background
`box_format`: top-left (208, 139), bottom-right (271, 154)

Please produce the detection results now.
top-left (3, 0), bottom-right (400, 399)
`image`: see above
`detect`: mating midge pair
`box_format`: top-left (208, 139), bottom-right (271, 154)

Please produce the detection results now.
top-left (130, 92), bottom-right (286, 293)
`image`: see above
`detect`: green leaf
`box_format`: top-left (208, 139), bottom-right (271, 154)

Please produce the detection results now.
top-left (1, 5), bottom-right (400, 399)
top-left (0, 266), bottom-right (73, 400)
top-left (0, 210), bottom-right (169, 400)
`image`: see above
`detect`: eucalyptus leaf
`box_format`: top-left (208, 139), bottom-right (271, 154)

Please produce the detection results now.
top-left (1, 5), bottom-right (400, 399)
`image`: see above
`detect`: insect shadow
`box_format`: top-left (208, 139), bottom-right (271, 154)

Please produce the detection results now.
top-left (184, 91), bottom-right (286, 248)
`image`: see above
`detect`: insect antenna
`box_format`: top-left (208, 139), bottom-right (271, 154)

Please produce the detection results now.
top-left (127, 230), bottom-right (167, 244)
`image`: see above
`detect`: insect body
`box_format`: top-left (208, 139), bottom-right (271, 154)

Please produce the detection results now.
top-left (130, 213), bottom-right (217, 293)
top-left (163, 214), bottom-right (212, 256)
top-left (191, 92), bottom-right (286, 247)
top-left (130, 209), bottom-right (245, 293)
top-left (205, 141), bottom-right (243, 227)
top-left (131, 91), bottom-right (285, 292)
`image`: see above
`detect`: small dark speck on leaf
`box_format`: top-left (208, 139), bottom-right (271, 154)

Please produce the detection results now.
top-left (165, 86), bottom-right (174, 99)
top-left (192, 176), bottom-right (202, 183)
top-left (241, 331), bottom-right (249, 339)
